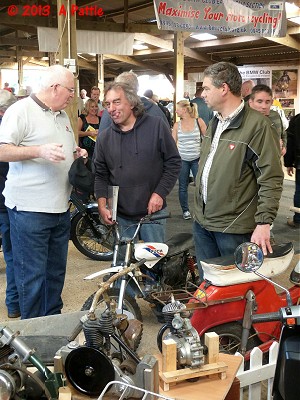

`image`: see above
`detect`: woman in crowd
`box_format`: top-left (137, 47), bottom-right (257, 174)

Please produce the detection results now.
top-left (172, 100), bottom-right (206, 220)
top-left (78, 99), bottom-right (100, 158)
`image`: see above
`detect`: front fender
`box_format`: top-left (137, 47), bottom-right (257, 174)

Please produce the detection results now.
top-left (84, 266), bottom-right (123, 280)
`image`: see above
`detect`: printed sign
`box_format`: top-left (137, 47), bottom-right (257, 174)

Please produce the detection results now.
top-left (153, 0), bottom-right (287, 37)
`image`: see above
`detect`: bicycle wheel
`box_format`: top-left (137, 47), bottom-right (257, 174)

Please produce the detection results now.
top-left (70, 211), bottom-right (114, 261)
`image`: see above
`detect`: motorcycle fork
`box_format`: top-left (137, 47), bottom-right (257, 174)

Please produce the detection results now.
top-left (116, 240), bottom-right (144, 310)
top-left (240, 290), bottom-right (257, 355)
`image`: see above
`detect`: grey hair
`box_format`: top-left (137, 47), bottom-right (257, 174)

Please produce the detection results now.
top-left (0, 89), bottom-right (17, 113)
top-left (104, 82), bottom-right (144, 118)
top-left (204, 62), bottom-right (242, 96)
top-left (38, 65), bottom-right (74, 90)
top-left (115, 70), bottom-right (139, 93)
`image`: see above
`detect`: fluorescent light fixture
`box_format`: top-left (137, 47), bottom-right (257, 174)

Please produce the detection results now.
top-left (190, 33), bottom-right (218, 41)
top-left (133, 42), bottom-right (149, 50)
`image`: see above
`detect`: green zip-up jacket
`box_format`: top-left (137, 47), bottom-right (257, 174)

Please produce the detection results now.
top-left (194, 105), bottom-right (283, 234)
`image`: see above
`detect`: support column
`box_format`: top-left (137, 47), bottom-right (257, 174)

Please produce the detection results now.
top-left (57, 0), bottom-right (79, 140)
top-left (174, 32), bottom-right (185, 122)
top-left (96, 54), bottom-right (104, 96)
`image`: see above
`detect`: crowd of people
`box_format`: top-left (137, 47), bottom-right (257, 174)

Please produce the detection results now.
top-left (0, 61), bottom-right (298, 320)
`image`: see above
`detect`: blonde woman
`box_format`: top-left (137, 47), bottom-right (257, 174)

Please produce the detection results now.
top-left (78, 99), bottom-right (100, 158)
top-left (172, 100), bottom-right (206, 219)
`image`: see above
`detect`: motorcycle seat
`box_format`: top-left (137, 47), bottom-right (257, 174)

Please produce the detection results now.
top-left (165, 232), bottom-right (194, 257)
top-left (201, 242), bottom-right (294, 286)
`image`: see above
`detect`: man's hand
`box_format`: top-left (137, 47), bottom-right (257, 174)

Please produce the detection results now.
top-left (250, 224), bottom-right (272, 255)
top-left (39, 143), bottom-right (66, 162)
top-left (75, 146), bottom-right (88, 158)
top-left (99, 207), bottom-right (114, 225)
top-left (287, 167), bottom-right (294, 177)
top-left (147, 193), bottom-right (163, 214)
top-left (98, 197), bottom-right (115, 225)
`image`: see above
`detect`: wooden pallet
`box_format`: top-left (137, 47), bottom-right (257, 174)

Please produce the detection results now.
top-left (159, 333), bottom-right (228, 392)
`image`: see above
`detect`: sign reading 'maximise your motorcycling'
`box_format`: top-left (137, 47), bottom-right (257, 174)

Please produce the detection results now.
top-left (153, 0), bottom-right (287, 37)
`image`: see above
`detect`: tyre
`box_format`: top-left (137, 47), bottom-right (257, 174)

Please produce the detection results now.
top-left (70, 211), bottom-right (114, 261)
top-left (207, 322), bottom-right (261, 355)
top-left (81, 288), bottom-right (143, 351)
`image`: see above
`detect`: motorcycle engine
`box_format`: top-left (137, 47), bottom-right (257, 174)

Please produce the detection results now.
top-left (162, 299), bottom-right (206, 368)
top-left (57, 309), bottom-right (159, 398)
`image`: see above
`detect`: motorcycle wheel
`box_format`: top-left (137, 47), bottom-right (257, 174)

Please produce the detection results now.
top-left (207, 322), bottom-right (261, 355)
top-left (81, 288), bottom-right (143, 351)
top-left (70, 211), bottom-right (114, 261)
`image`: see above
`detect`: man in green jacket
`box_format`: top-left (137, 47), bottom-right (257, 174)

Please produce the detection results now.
top-left (193, 62), bottom-right (283, 280)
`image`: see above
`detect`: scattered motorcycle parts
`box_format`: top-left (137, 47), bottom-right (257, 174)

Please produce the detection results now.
top-left (0, 326), bottom-right (64, 399)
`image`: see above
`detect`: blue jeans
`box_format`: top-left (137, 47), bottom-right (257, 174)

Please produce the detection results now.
top-left (8, 208), bottom-right (70, 319)
top-left (293, 168), bottom-right (300, 223)
top-left (0, 211), bottom-right (19, 314)
top-left (179, 159), bottom-right (199, 212)
top-left (193, 221), bottom-right (251, 281)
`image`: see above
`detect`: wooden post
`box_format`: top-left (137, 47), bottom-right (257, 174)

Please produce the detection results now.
top-left (162, 339), bottom-right (177, 373)
top-left (205, 332), bottom-right (220, 364)
top-left (57, 0), bottom-right (79, 141)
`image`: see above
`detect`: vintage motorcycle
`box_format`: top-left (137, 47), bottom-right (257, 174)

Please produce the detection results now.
top-left (69, 190), bottom-right (114, 261)
top-left (189, 241), bottom-right (299, 358)
top-left (80, 214), bottom-right (199, 324)
top-left (235, 242), bottom-right (300, 400)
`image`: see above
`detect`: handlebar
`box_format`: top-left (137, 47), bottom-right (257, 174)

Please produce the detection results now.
top-left (252, 311), bottom-right (282, 324)
top-left (147, 212), bottom-right (171, 221)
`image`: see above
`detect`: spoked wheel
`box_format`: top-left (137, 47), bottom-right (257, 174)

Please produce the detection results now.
top-left (70, 211), bottom-right (114, 261)
top-left (81, 288), bottom-right (143, 351)
top-left (207, 322), bottom-right (261, 355)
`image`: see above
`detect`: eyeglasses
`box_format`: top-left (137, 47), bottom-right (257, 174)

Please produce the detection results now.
top-left (56, 84), bottom-right (75, 94)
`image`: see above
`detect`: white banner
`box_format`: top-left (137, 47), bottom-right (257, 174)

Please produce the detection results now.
top-left (38, 28), bottom-right (134, 54)
top-left (153, 0), bottom-right (287, 37)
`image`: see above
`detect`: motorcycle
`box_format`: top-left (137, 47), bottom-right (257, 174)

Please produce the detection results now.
top-left (189, 242), bottom-right (299, 358)
top-left (235, 242), bottom-right (300, 400)
top-left (69, 190), bottom-right (114, 261)
top-left (80, 214), bottom-right (199, 324)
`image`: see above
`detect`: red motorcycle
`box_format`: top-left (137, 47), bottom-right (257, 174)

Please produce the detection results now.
top-left (189, 242), bottom-right (299, 359)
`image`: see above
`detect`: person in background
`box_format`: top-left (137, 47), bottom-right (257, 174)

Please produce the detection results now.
top-left (241, 80), bottom-right (255, 102)
top-left (193, 62), bottom-right (283, 280)
top-left (271, 99), bottom-right (289, 130)
top-left (90, 86), bottom-right (104, 117)
top-left (0, 65), bottom-right (88, 319)
top-left (191, 87), bottom-right (214, 126)
top-left (80, 88), bottom-right (89, 104)
top-left (3, 82), bottom-right (12, 93)
top-left (144, 89), bottom-right (172, 127)
top-left (78, 98), bottom-right (100, 158)
top-left (284, 113), bottom-right (300, 229)
top-left (94, 82), bottom-right (181, 243)
top-left (99, 71), bottom-right (170, 133)
top-left (172, 100), bottom-right (206, 220)
top-left (248, 84), bottom-right (287, 156)
top-left (0, 89), bottom-right (19, 318)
